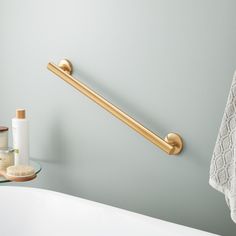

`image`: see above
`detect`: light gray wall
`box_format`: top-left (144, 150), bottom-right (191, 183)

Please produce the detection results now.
top-left (0, 0), bottom-right (236, 235)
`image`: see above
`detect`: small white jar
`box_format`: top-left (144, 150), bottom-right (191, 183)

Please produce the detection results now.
top-left (0, 148), bottom-right (14, 171)
top-left (0, 126), bottom-right (8, 148)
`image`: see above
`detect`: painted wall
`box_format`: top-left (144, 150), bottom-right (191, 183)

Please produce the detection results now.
top-left (0, 0), bottom-right (236, 235)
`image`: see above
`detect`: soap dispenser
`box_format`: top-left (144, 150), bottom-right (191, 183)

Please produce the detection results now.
top-left (12, 109), bottom-right (29, 165)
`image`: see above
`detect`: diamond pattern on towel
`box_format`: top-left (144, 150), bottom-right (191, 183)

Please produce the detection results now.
top-left (210, 71), bottom-right (236, 223)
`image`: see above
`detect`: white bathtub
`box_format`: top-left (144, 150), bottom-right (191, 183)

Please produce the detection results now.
top-left (0, 187), bottom-right (218, 236)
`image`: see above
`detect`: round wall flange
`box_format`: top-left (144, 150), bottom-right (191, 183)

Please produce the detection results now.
top-left (165, 133), bottom-right (183, 155)
top-left (58, 59), bottom-right (73, 75)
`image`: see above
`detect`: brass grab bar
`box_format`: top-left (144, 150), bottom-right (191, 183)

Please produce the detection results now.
top-left (47, 59), bottom-right (183, 155)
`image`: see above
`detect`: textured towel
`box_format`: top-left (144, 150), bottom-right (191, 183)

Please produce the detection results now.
top-left (210, 71), bottom-right (236, 223)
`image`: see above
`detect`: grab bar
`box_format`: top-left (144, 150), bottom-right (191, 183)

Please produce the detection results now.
top-left (47, 59), bottom-right (183, 155)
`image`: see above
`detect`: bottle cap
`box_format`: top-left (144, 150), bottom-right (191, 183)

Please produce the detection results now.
top-left (16, 109), bottom-right (26, 119)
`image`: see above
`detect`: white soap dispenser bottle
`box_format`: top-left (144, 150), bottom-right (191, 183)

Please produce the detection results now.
top-left (12, 109), bottom-right (29, 165)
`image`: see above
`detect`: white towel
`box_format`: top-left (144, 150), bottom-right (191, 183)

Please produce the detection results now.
top-left (210, 71), bottom-right (236, 223)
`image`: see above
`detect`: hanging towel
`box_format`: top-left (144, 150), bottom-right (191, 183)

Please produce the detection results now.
top-left (210, 71), bottom-right (236, 223)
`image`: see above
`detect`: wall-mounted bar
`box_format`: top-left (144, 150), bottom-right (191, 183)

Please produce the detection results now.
top-left (47, 59), bottom-right (183, 155)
